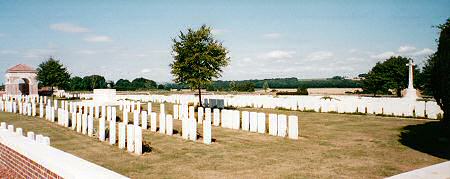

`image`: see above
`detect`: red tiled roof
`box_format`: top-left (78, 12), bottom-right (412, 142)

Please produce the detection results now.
top-left (6, 64), bottom-right (37, 73)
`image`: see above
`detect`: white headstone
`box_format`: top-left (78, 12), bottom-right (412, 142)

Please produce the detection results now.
top-left (99, 117), bottom-right (106, 141)
top-left (288, 115), bottom-right (299, 140)
top-left (257, 113), bottom-right (266, 134)
top-left (150, 112), bottom-right (157, 132)
top-left (118, 123), bottom-right (126, 149)
top-left (159, 113), bottom-right (166, 134)
top-left (141, 111), bottom-right (148, 129)
top-left (203, 119), bottom-right (212, 145)
top-left (88, 115), bottom-right (94, 137)
top-left (134, 126), bottom-right (142, 155)
top-left (166, 114), bottom-right (173, 135)
top-left (249, 112), bottom-right (258, 132)
top-left (242, 111), bottom-right (250, 131)
top-left (127, 124), bottom-right (135, 152)
top-left (109, 120), bottom-right (116, 145)
top-left (277, 114), bottom-right (287, 137)
top-left (189, 118), bottom-right (197, 141)
top-left (268, 113), bottom-right (277, 136)
top-left (213, 109), bottom-right (220, 126)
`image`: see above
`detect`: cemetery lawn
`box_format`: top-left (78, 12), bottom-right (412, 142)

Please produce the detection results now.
top-left (0, 105), bottom-right (447, 178)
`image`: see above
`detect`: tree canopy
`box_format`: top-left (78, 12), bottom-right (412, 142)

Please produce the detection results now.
top-left (37, 58), bottom-right (71, 91)
top-left (423, 18), bottom-right (450, 122)
top-left (170, 25), bottom-right (230, 106)
top-left (362, 56), bottom-right (420, 97)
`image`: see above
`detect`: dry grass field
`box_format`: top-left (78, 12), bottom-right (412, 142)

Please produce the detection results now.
top-left (1, 103), bottom-right (448, 178)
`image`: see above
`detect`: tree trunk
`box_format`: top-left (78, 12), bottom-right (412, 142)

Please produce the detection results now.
top-left (51, 86), bottom-right (54, 101)
top-left (397, 88), bottom-right (402, 97)
top-left (198, 87), bottom-right (202, 107)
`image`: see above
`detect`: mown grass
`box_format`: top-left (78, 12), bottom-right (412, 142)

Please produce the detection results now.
top-left (0, 103), bottom-right (447, 179)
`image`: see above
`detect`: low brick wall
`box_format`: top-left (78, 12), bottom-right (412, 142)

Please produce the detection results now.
top-left (0, 143), bottom-right (61, 178)
top-left (0, 125), bottom-right (129, 179)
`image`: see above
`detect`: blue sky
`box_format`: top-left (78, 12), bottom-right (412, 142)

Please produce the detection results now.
top-left (0, 0), bottom-right (448, 84)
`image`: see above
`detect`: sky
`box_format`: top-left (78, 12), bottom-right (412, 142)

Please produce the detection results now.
top-left (0, 0), bottom-right (448, 84)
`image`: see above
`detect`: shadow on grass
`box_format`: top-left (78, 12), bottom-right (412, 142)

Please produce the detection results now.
top-left (399, 121), bottom-right (450, 160)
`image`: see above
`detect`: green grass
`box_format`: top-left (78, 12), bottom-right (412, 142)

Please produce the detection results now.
top-left (0, 104), bottom-right (447, 179)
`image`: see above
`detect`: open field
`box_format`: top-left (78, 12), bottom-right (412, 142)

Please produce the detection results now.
top-left (0, 104), bottom-right (448, 178)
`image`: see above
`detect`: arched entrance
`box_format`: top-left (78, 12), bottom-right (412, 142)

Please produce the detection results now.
top-left (5, 64), bottom-right (38, 96)
top-left (18, 78), bottom-right (30, 95)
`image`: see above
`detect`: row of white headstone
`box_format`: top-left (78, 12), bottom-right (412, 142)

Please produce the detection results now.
top-left (171, 104), bottom-right (299, 140)
top-left (124, 102), bottom-right (213, 145)
top-left (2, 96), bottom-right (144, 155)
top-left (0, 122), bottom-right (50, 145)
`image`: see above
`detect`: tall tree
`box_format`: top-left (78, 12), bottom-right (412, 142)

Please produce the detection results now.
top-left (362, 56), bottom-right (419, 97)
top-left (423, 18), bottom-right (450, 122)
top-left (263, 81), bottom-right (269, 92)
top-left (132, 77), bottom-right (157, 90)
top-left (115, 79), bottom-right (132, 91)
top-left (170, 25), bottom-right (230, 106)
top-left (69, 76), bottom-right (84, 91)
top-left (37, 57), bottom-right (71, 97)
top-left (82, 75), bottom-right (107, 91)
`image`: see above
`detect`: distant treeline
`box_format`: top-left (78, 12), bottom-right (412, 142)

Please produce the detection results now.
top-left (204, 76), bottom-right (361, 91)
top-left (60, 75), bottom-right (360, 92)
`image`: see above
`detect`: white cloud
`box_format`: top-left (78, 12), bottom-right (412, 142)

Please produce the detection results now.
top-left (398, 45), bottom-right (417, 53)
top-left (412, 48), bottom-right (434, 56)
top-left (306, 51), bottom-right (334, 61)
top-left (84, 35), bottom-right (112, 42)
top-left (211, 29), bottom-right (228, 35)
top-left (263, 33), bottom-right (281, 39)
top-left (23, 49), bottom-right (56, 58)
top-left (0, 50), bottom-right (18, 55)
top-left (242, 57), bottom-right (252, 62)
top-left (141, 68), bottom-right (151, 73)
top-left (260, 50), bottom-right (296, 59)
top-left (77, 50), bottom-right (96, 55)
top-left (370, 51), bottom-right (396, 59)
top-left (50, 23), bottom-right (90, 33)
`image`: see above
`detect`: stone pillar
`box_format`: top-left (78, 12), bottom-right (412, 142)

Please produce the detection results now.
top-left (189, 106), bottom-right (195, 120)
top-left (15, 128), bottom-right (23, 136)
